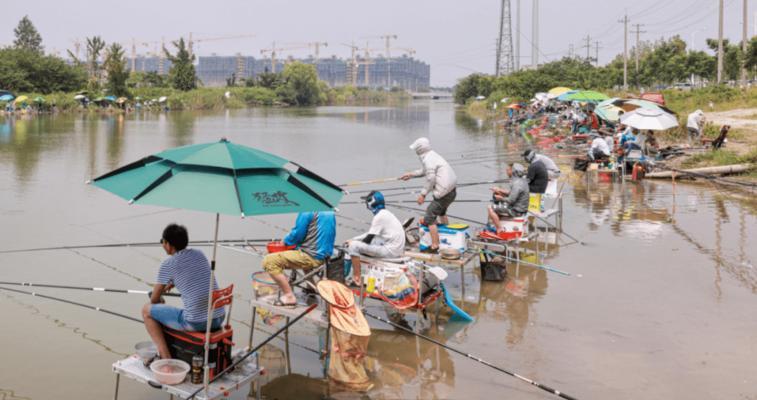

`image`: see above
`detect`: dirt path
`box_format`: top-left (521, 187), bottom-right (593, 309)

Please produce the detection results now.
top-left (706, 108), bottom-right (757, 132)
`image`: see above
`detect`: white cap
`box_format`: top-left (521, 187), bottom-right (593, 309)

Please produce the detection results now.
top-left (409, 137), bottom-right (431, 153)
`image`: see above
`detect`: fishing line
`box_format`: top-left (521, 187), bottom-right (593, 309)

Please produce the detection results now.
top-left (68, 248), bottom-right (151, 286)
top-left (362, 310), bottom-right (579, 400)
top-left (1, 291), bottom-right (129, 357)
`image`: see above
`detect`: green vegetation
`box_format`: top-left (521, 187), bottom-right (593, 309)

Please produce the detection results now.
top-left (164, 38), bottom-right (197, 91)
top-left (682, 148), bottom-right (757, 169)
top-left (0, 16), bottom-right (407, 112)
top-left (13, 16), bottom-right (43, 54)
top-left (454, 35), bottom-right (757, 105)
top-left (104, 43), bottom-right (128, 97)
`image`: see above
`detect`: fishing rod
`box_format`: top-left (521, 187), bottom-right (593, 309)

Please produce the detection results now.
top-left (480, 250), bottom-right (573, 276)
top-left (339, 176), bottom-right (399, 187)
top-left (388, 203), bottom-right (487, 226)
top-left (0, 283), bottom-right (321, 357)
top-left (347, 178), bottom-right (511, 195)
top-left (187, 304), bottom-right (318, 400)
top-left (0, 281), bottom-right (181, 297)
top-left (0, 285), bottom-right (143, 323)
top-left (340, 199), bottom-right (487, 205)
top-left (0, 238), bottom-right (273, 254)
top-left (362, 310), bottom-right (579, 400)
top-left (529, 213), bottom-right (586, 246)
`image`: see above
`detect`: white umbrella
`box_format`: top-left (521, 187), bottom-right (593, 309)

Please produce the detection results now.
top-left (74, 94), bottom-right (86, 100)
top-left (534, 92), bottom-right (548, 101)
top-left (619, 108), bottom-right (679, 131)
top-left (158, 96), bottom-right (168, 103)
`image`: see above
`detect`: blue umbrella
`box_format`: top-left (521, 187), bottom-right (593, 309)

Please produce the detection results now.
top-left (0, 94), bottom-right (14, 102)
top-left (104, 95), bottom-right (117, 102)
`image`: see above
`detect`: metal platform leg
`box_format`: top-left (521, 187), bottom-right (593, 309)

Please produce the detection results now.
top-left (285, 317), bottom-right (292, 375)
top-left (248, 306), bottom-right (257, 350)
top-left (113, 373), bottom-right (120, 400)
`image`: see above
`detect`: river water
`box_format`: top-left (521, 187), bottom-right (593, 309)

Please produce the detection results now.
top-left (0, 102), bottom-right (755, 400)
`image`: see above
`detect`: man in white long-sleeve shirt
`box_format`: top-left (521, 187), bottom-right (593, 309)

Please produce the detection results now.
top-left (400, 137), bottom-right (457, 253)
top-left (346, 191), bottom-right (406, 284)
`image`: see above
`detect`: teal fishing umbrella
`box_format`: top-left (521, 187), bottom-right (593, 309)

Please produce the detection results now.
top-left (557, 90), bottom-right (609, 103)
top-left (89, 138), bottom-right (344, 391)
top-left (90, 138), bottom-right (343, 216)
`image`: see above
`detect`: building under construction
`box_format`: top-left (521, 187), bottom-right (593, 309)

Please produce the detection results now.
top-left (134, 55), bottom-right (430, 90)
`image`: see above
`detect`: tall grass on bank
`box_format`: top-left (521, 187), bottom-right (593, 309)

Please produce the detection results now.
top-left (0, 86), bottom-right (411, 112)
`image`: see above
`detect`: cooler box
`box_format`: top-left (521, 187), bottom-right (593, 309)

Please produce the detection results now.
top-left (419, 224), bottom-right (469, 252)
top-left (497, 217), bottom-right (528, 240)
top-left (163, 326), bottom-right (234, 380)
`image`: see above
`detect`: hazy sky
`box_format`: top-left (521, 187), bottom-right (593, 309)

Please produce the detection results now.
top-left (1, 0), bottom-right (753, 86)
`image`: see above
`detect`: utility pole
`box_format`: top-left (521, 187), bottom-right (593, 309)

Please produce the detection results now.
top-left (515, 0), bottom-right (520, 70)
top-left (531, 0), bottom-right (539, 68)
top-left (594, 41), bottom-right (602, 66)
top-left (495, 0), bottom-right (515, 76)
top-left (632, 24), bottom-right (646, 74)
top-left (582, 35), bottom-right (591, 62)
top-left (568, 43), bottom-right (574, 58)
top-left (619, 14), bottom-right (629, 90)
top-left (741, 0), bottom-right (748, 86)
top-left (717, 0), bottom-right (724, 83)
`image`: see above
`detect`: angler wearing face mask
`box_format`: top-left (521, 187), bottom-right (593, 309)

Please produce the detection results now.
top-left (345, 191), bottom-right (406, 285)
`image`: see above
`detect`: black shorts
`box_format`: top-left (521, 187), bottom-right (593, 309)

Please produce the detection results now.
top-left (424, 189), bottom-right (456, 225)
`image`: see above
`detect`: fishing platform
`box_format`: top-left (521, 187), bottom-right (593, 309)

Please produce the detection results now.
top-left (112, 350), bottom-right (262, 400)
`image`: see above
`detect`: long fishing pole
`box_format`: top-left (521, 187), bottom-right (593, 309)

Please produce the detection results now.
top-left (0, 238), bottom-right (273, 254)
top-left (187, 303), bottom-right (318, 400)
top-left (0, 281), bottom-right (181, 297)
top-left (347, 178), bottom-right (511, 195)
top-left (480, 250), bottom-right (573, 276)
top-left (0, 285), bottom-right (143, 323)
top-left (362, 310), bottom-right (579, 400)
top-left (339, 176), bottom-right (399, 187)
top-left (341, 199), bottom-right (486, 205)
top-left (530, 213), bottom-right (586, 246)
top-left (388, 203), bottom-right (487, 226)
top-left (0, 283), bottom-right (321, 356)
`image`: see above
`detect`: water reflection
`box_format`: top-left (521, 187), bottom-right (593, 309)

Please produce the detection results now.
top-left (167, 111), bottom-right (197, 147)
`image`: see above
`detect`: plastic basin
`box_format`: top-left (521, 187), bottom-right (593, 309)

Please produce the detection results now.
top-left (150, 359), bottom-right (190, 385)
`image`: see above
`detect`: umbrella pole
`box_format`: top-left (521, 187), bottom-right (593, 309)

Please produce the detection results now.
top-left (203, 213), bottom-right (221, 395)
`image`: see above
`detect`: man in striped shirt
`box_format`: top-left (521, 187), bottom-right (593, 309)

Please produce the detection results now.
top-left (142, 224), bottom-right (225, 360)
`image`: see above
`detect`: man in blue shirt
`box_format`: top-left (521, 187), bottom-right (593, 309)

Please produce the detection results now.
top-left (262, 211), bottom-right (336, 307)
top-left (142, 224), bottom-right (225, 360)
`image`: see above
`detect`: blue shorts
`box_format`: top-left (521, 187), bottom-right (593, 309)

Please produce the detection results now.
top-left (150, 304), bottom-right (224, 332)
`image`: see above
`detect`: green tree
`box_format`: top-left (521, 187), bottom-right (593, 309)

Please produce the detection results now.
top-left (276, 62), bottom-right (321, 106)
top-left (104, 43), bottom-right (129, 97)
top-left (453, 73), bottom-right (494, 104)
top-left (85, 36), bottom-right (106, 91)
top-left (255, 71), bottom-right (282, 89)
top-left (0, 48), bottom-right (86, 93)
top-left (164, 38), bottom-right (197, 91)
top-left (13, 16), bottom-right (43, 54)
top-left (746, 37), bottom-right (757, 70)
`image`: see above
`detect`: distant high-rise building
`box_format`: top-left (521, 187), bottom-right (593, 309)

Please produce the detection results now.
top-left (193, 54), bottom-right (429, 90)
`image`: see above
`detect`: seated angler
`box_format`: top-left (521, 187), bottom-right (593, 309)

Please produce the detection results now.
top-left (488, 163), bottom-right (529, 233)
top-left (142, 224), bottom-right (225, 360)
top-left (345, 191), bottom-right (406, 285)
top-left (261, 211), bottom-right (336, 307)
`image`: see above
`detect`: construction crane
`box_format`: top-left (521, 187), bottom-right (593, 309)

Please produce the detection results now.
top-left (260, 42), bottom-right (314, 73)
top-left (341, 42), bottom-right (376, 87)
top-left (187, 33), bottom-right (256, 58)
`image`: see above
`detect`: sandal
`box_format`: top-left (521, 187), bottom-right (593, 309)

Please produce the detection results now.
top-left (272, 297), bottom-right (298, 308)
